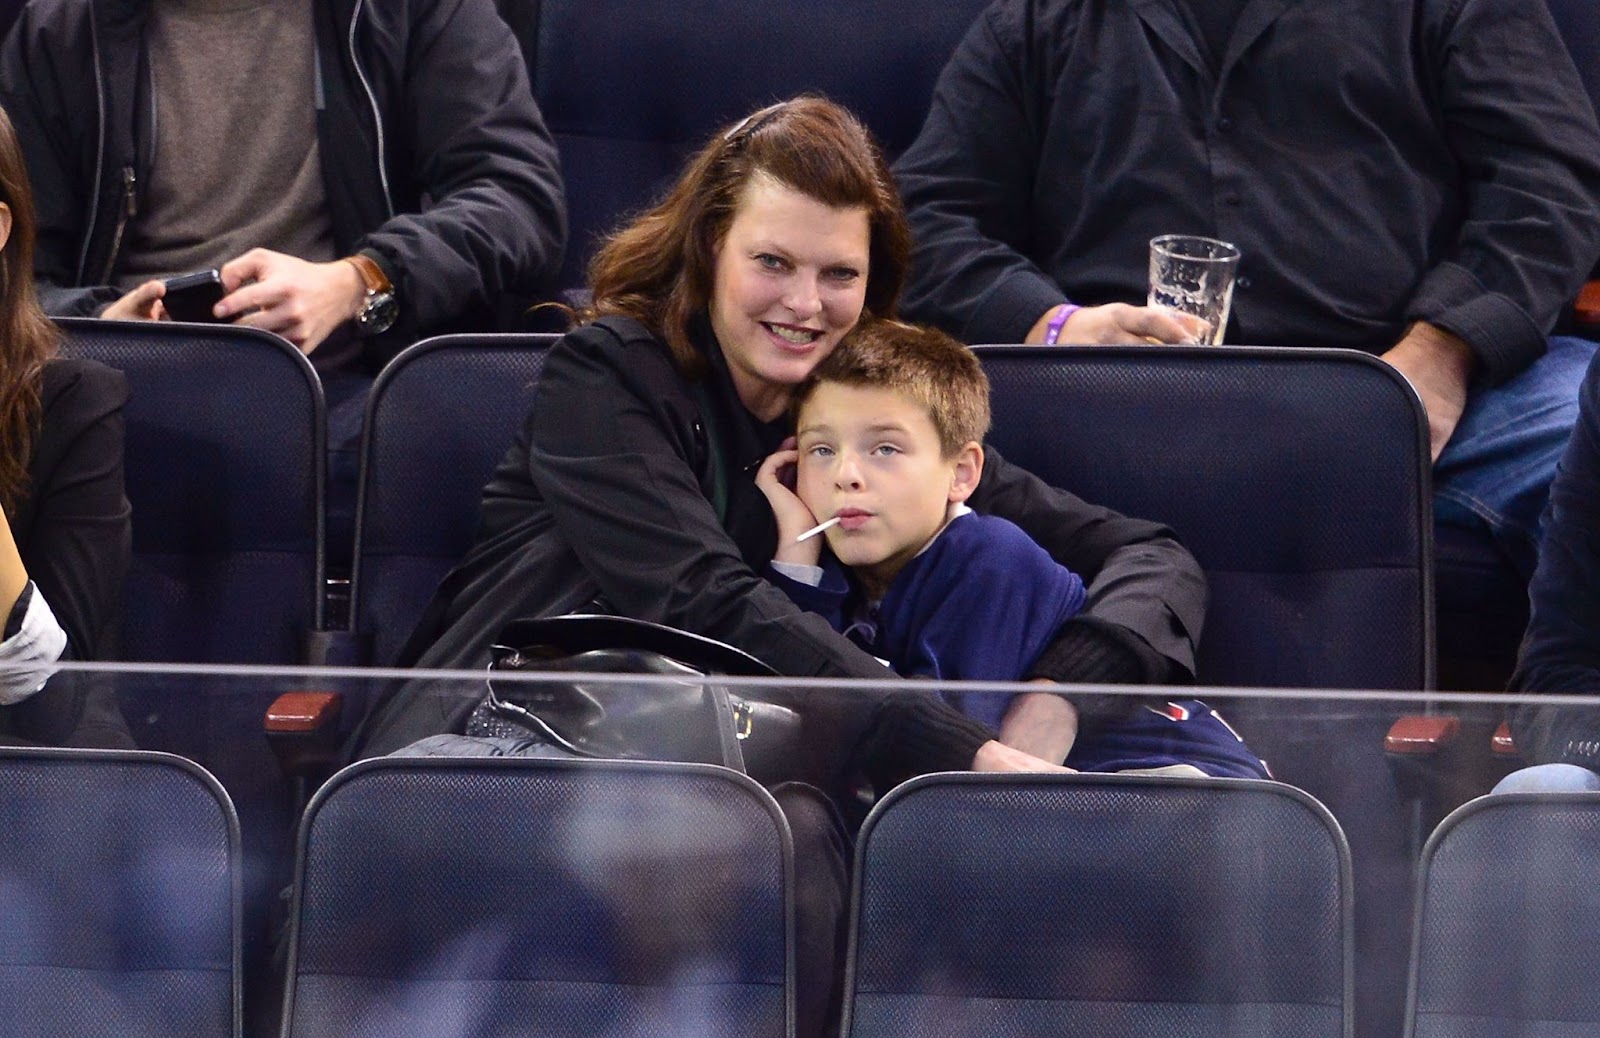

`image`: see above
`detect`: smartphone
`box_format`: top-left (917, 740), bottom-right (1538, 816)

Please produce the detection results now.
top-left (161, 269), bottom-right (226, 323)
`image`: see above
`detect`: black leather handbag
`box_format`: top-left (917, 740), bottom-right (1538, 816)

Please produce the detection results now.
top-left (465, 614), bottom-right (802, 782)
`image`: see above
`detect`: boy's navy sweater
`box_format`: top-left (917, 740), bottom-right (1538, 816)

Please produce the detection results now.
top-left (772, 510), bottom-right (1084, 727)
top-left (772, 510), bottom-right (1269, 778)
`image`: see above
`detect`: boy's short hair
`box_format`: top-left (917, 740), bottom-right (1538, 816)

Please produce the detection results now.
top-left (795, 319), bottom-right (991, 455)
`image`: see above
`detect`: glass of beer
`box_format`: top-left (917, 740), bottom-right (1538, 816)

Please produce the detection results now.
top-left (1148, 235), bottom-right (1241, 345)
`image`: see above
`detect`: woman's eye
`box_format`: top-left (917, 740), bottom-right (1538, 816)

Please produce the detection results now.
top-left (756, 254), bottom-right (787, 272)
top-left (823, 267), bottom-right (860, 284)
top-left (807, 444), bottom-right (834, 458)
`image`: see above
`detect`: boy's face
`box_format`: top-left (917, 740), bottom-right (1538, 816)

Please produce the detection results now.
top-left (795, 382), bottom-right (981, 596)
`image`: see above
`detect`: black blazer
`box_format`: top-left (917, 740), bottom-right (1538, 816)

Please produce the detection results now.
top-left (0, 357), bottom-right (132, 747)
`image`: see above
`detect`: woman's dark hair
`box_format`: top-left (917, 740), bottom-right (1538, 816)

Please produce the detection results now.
top-left (0, 105), bottom-right (57, 515)
top-left (584, 96), bottom-right (910, 376)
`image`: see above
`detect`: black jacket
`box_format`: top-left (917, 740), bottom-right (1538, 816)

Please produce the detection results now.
top-left (355, 316), bottom-right (1208, 784)
top-left (1510, 350), bottom-right (1600, 768)
top-left (0, 0), bottom-right (567, 366)
top-left (895, 0), bottom-right (1600, 383)
top-left (1, 359), bottom-right (134, 748)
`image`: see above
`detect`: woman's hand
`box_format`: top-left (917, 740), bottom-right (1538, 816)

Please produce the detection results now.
top-left (1026, 302), bottom-right (1209, 344)
top-left (972, 739), bottom-right (1076, 773)
top-left (755, 441), bottom-right (823, 566)
top-left (100, 280), bottom-right (168, 322)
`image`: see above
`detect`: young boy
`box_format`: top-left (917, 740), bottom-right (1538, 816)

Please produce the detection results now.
top-left (756, 319), bottom-right (1267, 778)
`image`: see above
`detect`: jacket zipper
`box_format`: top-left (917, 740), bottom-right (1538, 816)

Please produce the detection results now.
top-left (79, 11), bottom-right (108, 284)
top-left (99, 165), bottom-right (137, 285)
top-left (347, 0), bottom-right (394, 219)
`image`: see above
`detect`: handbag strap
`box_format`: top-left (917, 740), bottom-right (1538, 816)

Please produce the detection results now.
top-left (495, 614), bottom-right (779, 677)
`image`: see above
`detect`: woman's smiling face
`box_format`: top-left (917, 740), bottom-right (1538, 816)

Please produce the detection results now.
top-left (710, 173), bottom-right (871, 421)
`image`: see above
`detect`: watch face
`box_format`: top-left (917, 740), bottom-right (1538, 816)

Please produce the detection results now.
top-left (358, 291), bottom-right (399, 335)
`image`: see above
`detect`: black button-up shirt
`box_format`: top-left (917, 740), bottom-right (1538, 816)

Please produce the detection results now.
top-left (898, 0), bottom-right (1600, 383)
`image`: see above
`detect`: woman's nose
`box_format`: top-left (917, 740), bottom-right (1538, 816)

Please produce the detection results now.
top-left (784, 274), bottom-right (822, 319)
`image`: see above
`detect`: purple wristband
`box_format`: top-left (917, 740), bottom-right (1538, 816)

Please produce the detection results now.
top-left (1042, 303), bottom-right (1081, 345)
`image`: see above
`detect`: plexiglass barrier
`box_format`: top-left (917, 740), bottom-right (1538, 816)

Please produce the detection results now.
top-left (2, 661), bottom-right (1596, 1038)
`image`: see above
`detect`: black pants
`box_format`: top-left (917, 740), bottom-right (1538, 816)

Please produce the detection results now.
top-left (770, 782), bottom-right (853, 1038)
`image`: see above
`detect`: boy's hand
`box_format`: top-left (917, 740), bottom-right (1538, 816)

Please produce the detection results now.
top-left (755, 443), bottom-right (823, 566)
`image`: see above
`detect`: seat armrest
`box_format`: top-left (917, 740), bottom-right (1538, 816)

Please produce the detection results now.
top-left (1491, 720), bottom-right (1519, 757)
top-left (266, 691), bottom-right (345, 785)
top-left (267, 691), bottom-right (343, 733)
top-left (1578, 281), bottom-right (1600, 327)
top-left (1385, 714), bottom-right (1461, 756)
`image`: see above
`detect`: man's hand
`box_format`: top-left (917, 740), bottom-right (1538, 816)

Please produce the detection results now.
top-left (101, 279), bottom-right (168, 322)
top-left (755, 439), bottom-right (824, 566)
top-left (1025, 302), bottom-right (1209, 345)
top-left (217, 249), bottom-right (367, 354)
top-left (972, 738), bottom-right (1076, 773)
top-left (996, 687), bottom-right (1080, 765)
top-left (1382, 322), bottom-right (1475, 462)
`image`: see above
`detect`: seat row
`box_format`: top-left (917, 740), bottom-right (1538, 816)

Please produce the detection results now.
top-left (3, 745), bottom-right (1591, 1038)
top-left (59, 317), bottom-right (1435, 684)
top-left (61, 316), bottom-right (1438, 1034)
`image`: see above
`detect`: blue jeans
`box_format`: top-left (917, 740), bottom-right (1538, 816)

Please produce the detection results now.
top-left (1491, 762), bottom-right (1600, 794)
top-left (1434, 335), bottom-right (1599, 578)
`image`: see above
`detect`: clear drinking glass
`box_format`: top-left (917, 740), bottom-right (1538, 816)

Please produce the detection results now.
top-left (1148, 235), bottom-right (1241, 345)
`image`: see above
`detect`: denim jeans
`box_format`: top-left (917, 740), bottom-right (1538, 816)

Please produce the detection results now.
top-left (1491, 762), bottom-right (1600, 794)
top-left (1434, 335), bottom-right (1600, 578)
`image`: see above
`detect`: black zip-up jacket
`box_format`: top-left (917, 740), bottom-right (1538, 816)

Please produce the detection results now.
top-left (895, 0), bottom-right (1600, 384)
top-left (0, 0), bottom-right (568, 365)
top-left (354, 316), bottom-right (1208, 788)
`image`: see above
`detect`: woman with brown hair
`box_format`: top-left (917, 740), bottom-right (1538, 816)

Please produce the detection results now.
top-left (358, 94), bottom-right (1206, 776)
top-left (0, 104), bottom-right (130, 740)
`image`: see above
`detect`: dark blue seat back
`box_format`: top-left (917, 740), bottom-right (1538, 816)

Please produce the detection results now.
top-left (978, 344), bottom-right (1431, 1038)
top-left (0, 747), bottom-right (240, 1038)
top-left (845, 773), bottom-right (1352, 1038)
top-left (350, 333), bottom-right (553, 665)
top-left (523, 0), bottom-right (991, 287)
top-left (1408, 793), bottom-right (1600, 1037)
top-left (58, 318), bottom-right (325, 663)
top-left (978, 345), bottom-right (1433, 691)
top-left (284, 757), bottom-right (793, 1038)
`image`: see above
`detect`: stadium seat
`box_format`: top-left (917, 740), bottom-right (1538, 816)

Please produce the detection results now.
top-left (511, 0), bottom-right (991, 288)
top-left (348, 332), bottom-right (553, 666)
top-left (0, 747), bottom-right (240, 1038)
top-left (977, 344), bottom-right (1433, 689)
top-left (1407, 792), bottom-right (1600, 1037)
top-left (977, 343), bottom-right (1428, 1038)
top-left (844, 773), bottom-right (1352, 1038)
top-left (281, 756), bottom-right (793, 1038)
top-left (58, 318), bottom-right (325, 1010)
top-left (57, 318), bottom-right (325, 664)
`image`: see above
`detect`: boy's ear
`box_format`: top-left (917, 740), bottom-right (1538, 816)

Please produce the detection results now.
top-left (948, 441), bottom-right (984, 504)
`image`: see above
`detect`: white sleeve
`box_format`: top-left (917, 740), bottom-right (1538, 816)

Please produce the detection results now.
top-left (770, 560), bottom-right (825, 587)
top-left (0, 583), bottom-right (67, 705)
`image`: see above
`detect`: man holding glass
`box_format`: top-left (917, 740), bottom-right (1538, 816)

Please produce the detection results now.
top-left (895, 0), bottom-right (1600, 580)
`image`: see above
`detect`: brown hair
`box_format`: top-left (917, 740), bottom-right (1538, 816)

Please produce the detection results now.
top-left (0, 105), bottom-right (57, 515)
top-left (794, 319), bottom-right (991, 456)
top-left (583, 96), bottom-right (910, 377)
